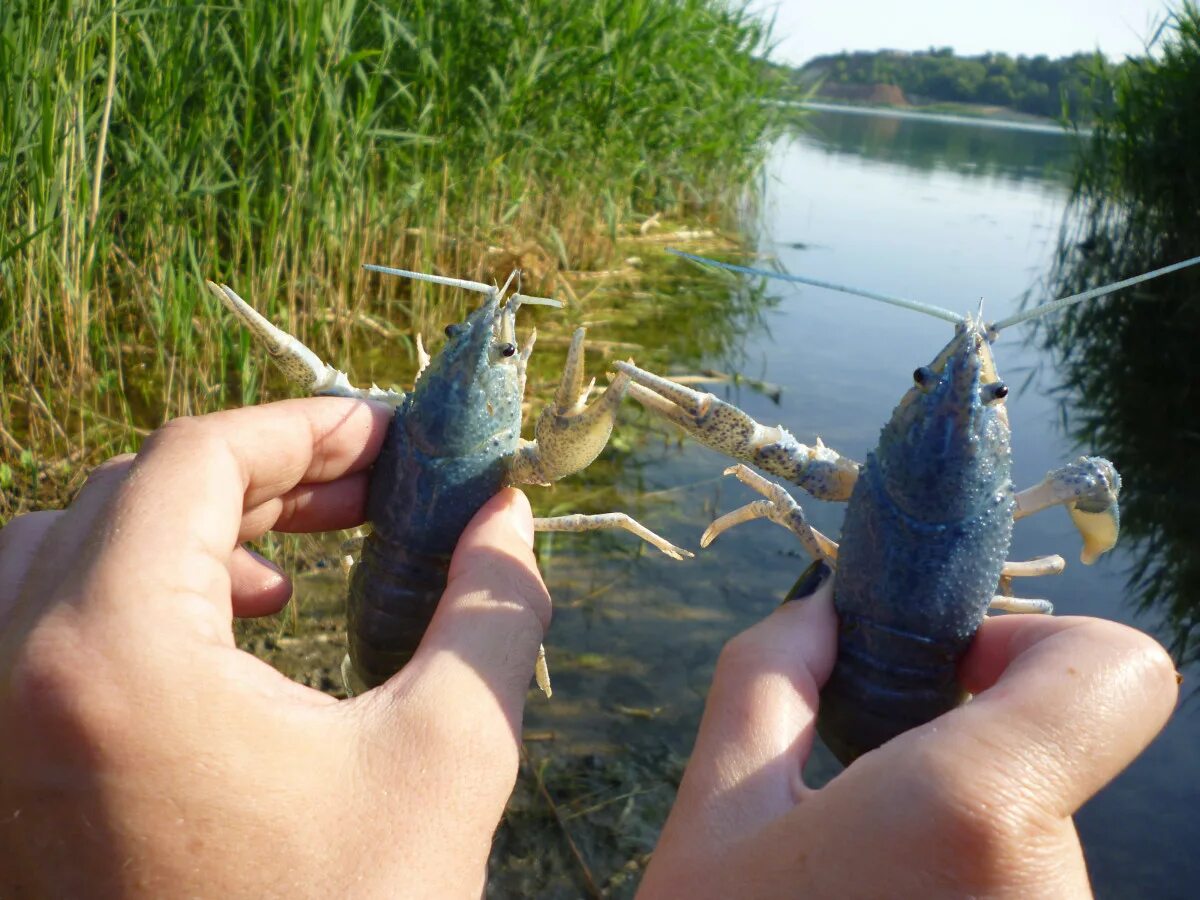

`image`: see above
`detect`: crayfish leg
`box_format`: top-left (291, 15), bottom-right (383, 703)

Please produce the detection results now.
top-left (535, 644), bottom-right (552, 698)
top-left (1000, 555), bottom-right (1066, 578)
top-left (989, 596), bottom-right (1054, 615)
top-left (207, 281), bottom-right (406, 406)
top-left (702, 464), bottom-right (838, 562)
top-left (532, 513), bottom-right (693, 561)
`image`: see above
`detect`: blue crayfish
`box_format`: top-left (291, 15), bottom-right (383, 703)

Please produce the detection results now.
top-left (616, 250), bottom-right (1200, 765)
top-left (207, 266), bottom-right (689, 696)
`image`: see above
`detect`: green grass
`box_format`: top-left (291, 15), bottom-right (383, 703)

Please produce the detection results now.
top-left (0, 0), bottom-right (778, 518)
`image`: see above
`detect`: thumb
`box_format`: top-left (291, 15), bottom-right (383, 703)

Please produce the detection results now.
top-left (405, 488), bottom-right (552, 730)
top-left (654, 561), bottom-right (838, 863)
top-left (933, 614), bottom-right (1178, 819)
top-left (782, 615), bottom-right (1180, 898)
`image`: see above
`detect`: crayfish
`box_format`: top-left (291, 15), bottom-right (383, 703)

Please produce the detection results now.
top-left (615, 250), bottom-right (1200, 764)
top-left (208, 266), bottom-right (690, 696)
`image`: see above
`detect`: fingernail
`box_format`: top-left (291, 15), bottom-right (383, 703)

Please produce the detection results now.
top-left (506, 489), bottom-right (535, 548)
top-left (782, 559), bottom-right (833, 605)
top-left (247, 547), bottom-right (285, 577)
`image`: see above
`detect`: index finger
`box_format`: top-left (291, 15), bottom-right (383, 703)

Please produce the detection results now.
top-left (72, 397), bottom-right (391, 619)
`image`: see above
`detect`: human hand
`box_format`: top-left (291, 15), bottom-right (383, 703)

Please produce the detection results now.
top-left (639, 562), bottom-right (1178, 898)
top-left (0, 399), bottom-right (551, 898)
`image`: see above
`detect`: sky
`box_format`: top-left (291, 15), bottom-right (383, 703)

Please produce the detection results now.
top-left (759, 0), bottom-right (1181, 66)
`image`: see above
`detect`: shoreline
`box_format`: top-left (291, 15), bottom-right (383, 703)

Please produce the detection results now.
top-left (795, 100), bottom-right (1091, 136)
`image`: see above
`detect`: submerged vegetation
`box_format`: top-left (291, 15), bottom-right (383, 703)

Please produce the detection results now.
top-left (0, 0), bottom-right (777, 517)
top-left (1042, 3), bottom-right (1200, 666)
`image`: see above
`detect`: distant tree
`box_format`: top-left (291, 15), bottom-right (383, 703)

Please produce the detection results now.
top-left (980, 74), bottom-right (1014, 106)
top-left (795, 47), bottom-right (1114, 120)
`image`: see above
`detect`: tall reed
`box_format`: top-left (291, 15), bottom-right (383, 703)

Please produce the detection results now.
top-left (0, 0), bottom-right (777, 516)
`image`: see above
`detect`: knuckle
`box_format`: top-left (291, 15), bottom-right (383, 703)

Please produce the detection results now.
top-left (0, 509), bottom-right (57, 549)
top-left (71, 454), bottom-right (136, 503)
top-left (716, 630), bottom-right (755, 673)
top-left (142, 415), bottom-right (246, 468)
top-left (89, 452), bottom-right (136, 477)
top-left (501, 563), bottom-right (552, 634)
top-left (141, 414), bottom-right (224, 460)
top-left (136, 416), bottom-right (241, 490)
top-left (716, 622), bottom-right (775, 678)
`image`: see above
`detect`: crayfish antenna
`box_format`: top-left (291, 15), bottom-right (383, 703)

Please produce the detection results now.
top-left (511, 293), bottom-right (563, 308)
top-left (365, 262), bottom-right (562, 309)
top-left (991, 253), bottom-right (1200, 332)
top-left (363, 263), bottom-right (499, 296)
top-left (667, 248), bottom-right (965, 325)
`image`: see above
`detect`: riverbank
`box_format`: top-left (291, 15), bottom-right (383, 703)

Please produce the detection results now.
top-left (798, 99), bottom-right (1076, 135)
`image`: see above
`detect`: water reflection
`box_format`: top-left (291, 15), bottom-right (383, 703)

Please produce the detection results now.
top-left (795, 107), bottom-right (1080, 185)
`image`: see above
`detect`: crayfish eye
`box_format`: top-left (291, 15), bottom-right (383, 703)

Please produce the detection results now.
top-left (444, 323), bottom-right (464, 338)
top-left (498, 342), bottom-right (517, 358)
top-left (985, 382), bottom-right (1009, 403)
top-left (912, 366), bottom-right (934, 387)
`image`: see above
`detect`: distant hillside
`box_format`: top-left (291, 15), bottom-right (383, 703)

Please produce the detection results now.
top-left (792, 48), bottom-right (1111, 120)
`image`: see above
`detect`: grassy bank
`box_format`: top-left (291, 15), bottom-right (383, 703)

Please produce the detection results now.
top-left (0, 0), bottom-right (777, 517)
top-left (1044, 3), bottom-right (1200, 666)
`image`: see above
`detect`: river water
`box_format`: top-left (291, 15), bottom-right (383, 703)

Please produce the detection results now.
top-left (510, 107), bottom-right (1197, 897)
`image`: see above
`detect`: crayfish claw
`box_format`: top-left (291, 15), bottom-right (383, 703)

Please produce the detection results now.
top-left (616, 362), bottom-right (860, 502)
top-left (208, 280), bottom-right (406, 405)
top-left (1013, 456), bottom-right (1122, 563)
top-left (511, 331), bottom-right (632, 486)
top-left (1069, 501), bottom-right (1121, 565)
